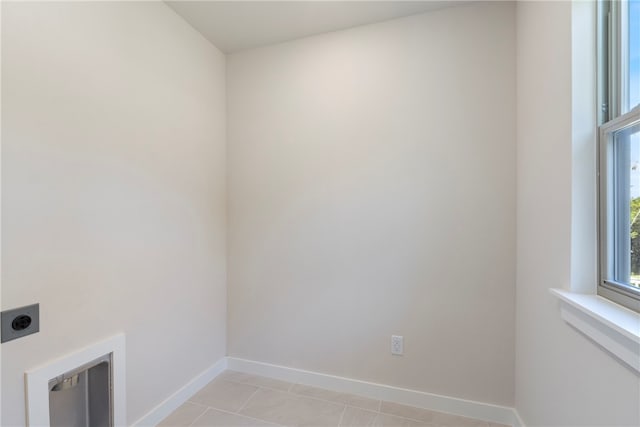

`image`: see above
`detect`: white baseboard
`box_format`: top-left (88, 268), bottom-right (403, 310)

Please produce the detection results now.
top-left (132, 357), bottom-right (227, 427)
top-left (132, 356), bottom-right (525, 427)
top-left (228, 357), bottom-right (520, 427)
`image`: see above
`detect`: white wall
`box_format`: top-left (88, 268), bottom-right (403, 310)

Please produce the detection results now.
top-left (515, 1), bottom-right (640, 425)
top-left (1, 2), bottom-right (227, 425)
top-left (227, 2), bottom-right (516, 406)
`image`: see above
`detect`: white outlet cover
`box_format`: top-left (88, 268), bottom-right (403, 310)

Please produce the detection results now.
top-left (391, 335), bottom-right (403, 355)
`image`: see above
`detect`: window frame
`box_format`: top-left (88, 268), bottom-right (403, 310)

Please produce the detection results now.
top-left (598, 0), bottom-right (640, 312)
top-left (598, 109), bottom-right (640, 312)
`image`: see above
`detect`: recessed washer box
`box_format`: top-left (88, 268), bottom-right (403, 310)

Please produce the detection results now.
top-left (49, 354), bottom-right (112, 427)
top-left (25, 334), bottom-right (126, 427)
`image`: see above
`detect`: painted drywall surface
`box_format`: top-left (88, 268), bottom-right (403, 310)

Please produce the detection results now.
top-left (165, 1), bottom-right (465, 53)
top-left (515, 1), bottom-right (640, 425)
top-left (227, 2), bottom-right (516, 406)
top-left (1, 2), bottom-right (226, 425)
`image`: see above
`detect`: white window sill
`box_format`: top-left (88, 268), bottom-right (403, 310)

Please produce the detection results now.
top-left (549, 288), bottom-right (640, 373)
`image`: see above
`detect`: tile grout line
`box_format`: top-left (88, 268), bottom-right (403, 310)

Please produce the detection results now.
top-left (224, 372), bottom-right (379, 411)
top-left (372, 412), bottom-right (383, 426)
top-left (283, 384), bottom-right (382, 413)
top-left (227, 383), bottom-right (383, 426)
top-left (336, 405), bottom-right (347, 427)
top-left (187, 406), bottom-right (211, 427)
top-left (320, 401), bottom-right (433, 427)
top-left (294, 393), bottom-right (376, 412)
top-left (185, 400), bottom-right (209, 409)
top-left (186, 393), bottom-right (445, 426)
top-left (226, 376), bottom-right (377, 413)
top-left (223, 375), bottom-right (294, 395)
top-left (343, 404), bottom-right (439, 426)
top-left (220, 371), bottom-right (293, 392)
top-left (206, 405), bottom-right (284, 426)
top-left (213, 372), bottom-right (488, 426)
top-left (236, 387), bottom-right (261, 414)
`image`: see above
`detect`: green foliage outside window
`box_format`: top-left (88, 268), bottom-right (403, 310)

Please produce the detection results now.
top-left (630, 197), bottom-right (640, 288)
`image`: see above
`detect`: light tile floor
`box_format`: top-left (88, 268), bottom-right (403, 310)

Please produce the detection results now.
top-left (158, 370), bottom-right (508, 427)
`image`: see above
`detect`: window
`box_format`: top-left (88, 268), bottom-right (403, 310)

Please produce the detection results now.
top-left (599, 0), bottom-right (640, 311)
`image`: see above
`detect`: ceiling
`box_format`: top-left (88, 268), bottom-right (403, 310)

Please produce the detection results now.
top-left (165, 1), bottom-right (469, 53)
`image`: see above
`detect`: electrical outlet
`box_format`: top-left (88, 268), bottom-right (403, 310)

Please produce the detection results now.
top-left (391, 335), bottom-right (403, 355)
top-left (1, 304), bottom-right (40, 343)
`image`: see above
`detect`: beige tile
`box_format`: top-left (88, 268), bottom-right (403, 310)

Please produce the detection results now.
top-left (158, 402), bottom-right (207, 427)
top-left (403, 418), bottom-right (430, 427)
top-left (373, 413), bottom-right (414, 427)
top-left (240, 387), bottom-right (345, 426)
top-left (217, 370), bottom-right (256, 383)
top-left (430, 412), bottom-right (486, 427)
top-left (189, 379), bottom-right (259, 412)
top-left (290, 384), bottom-right (380, 411)
top-left (339, 407), bottom-right (378, 426)
top-left (337, 394), bottom-right (380, 412)
top-left (242, 375), bottom-right (294, 392)
top-left (219, 370), bottom-right (293, 392)
top-left (191, 408), bottom-right (275, 426)
top-left (289, 384), bottom-right (336, 400)
top-left (379, 402), bottom-right (438, 424)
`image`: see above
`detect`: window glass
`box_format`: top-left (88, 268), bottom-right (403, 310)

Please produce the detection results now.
top-left (613, 122), bottom-right (640, 289)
